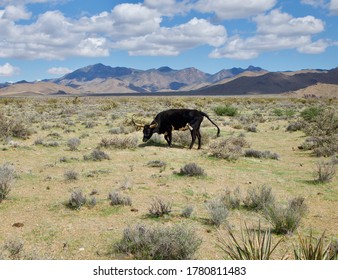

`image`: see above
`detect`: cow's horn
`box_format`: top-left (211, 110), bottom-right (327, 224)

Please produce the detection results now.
top-left (131, 115), bottom-right (144, 128)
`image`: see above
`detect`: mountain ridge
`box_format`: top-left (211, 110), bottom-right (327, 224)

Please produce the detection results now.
top-left (0, 63), bottom-right (337, 96)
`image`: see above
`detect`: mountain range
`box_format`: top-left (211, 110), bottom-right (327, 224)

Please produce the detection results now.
top-left (0, 63), bottom-right (337, 96)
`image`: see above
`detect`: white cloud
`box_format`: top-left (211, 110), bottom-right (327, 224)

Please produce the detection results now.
top-left (1, 5), bottom-right (31, 20)
top-left (195, 0), bottom-right (277, 19)
top-left (329, 0), bottom-right (338, 15)
top-left (254, 9), bottom-right (325, 35)
top-left (144, 0), bottom-right (191, 16)
top-left (211, 9), bottom-right (329, 59)
top-left (113, 17), bottom-right (227, 56)
top-left (0, 63), bottom-right (20, 77)
top-left (297, 39), bottom-right (330, 54)
top-left (47, 67), bottom-right (72, 75)
top-left (301, 0), bottom-right (326, 8)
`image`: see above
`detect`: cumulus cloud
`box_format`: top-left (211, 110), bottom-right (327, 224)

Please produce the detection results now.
top-left (47, 67), bottom-right (72, 75)
top-left (113, 17), bottom-right (227, 56)
top-left (195, 0), bottom-right (276, 19)
top-left (211, 9), bottom-right (328, 59)
top-left (144, 0), bottom-right (191, 16)
top-left (2, 5), bottom-right (31, 20)
top-left (0, 63), bottom-right (20, 77)
top-left (329, 0), bottom-right (338, 15)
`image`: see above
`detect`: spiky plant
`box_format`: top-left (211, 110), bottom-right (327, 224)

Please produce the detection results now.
top-left (218, 222), bottom-right (284, 260)
top-left (293, 231), bottom-right (338, 260)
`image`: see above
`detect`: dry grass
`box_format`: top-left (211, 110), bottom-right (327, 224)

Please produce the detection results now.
top-left (0, 96), bottom-right (337, 260)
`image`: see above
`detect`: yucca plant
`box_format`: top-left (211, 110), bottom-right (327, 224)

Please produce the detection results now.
top-left (293, 231), bottom-right (338, 260)
top-left (218, 222), bottom-right (284, 260)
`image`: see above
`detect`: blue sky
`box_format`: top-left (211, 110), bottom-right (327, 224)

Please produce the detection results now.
top-left (0, 0), bottom-right (338, 82)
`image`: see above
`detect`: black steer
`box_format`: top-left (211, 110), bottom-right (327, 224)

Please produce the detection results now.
top-left (133, 109), bottom-right (220, 149)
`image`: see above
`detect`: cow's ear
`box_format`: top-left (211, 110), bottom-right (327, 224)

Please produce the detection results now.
top-left (149, 122), bottom-right (158, 129)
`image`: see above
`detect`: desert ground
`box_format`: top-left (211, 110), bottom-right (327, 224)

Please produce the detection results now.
top-left (0, 95), bottom-right (337, 260)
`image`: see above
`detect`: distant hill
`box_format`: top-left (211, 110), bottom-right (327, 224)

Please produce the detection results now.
top-left (195, 68), bottom-right (338, 95)
top-left (0, 63), bottom-right (337, 96)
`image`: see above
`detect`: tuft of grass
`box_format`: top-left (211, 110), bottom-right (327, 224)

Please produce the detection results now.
top-left (181, 206), bottom-right (194, 218)
top-left (218, 222), bottom-right (284, 260)
top-left (64, 170), bottom-right (79, 181)
top-left (178, 163), bottom-right (206, 177)
top-left (83, 149), bottom-right (111, 161)
top-left (264, 197), bottom-right (307, 235)
top-left (243, 185), bottom-right (275, 211)
top-left (0, 163), bottom-right (16, 203)
top-left (205, 197), bottom-right (229, 227)
top-left (313, 159), bottom-right (336, 183)
top-left (114, 223), bottom-right (202, 260)
top-left (109, 191), bottom-right (132, 206)
top-left (148, 197), bottom-right (172, 217)
top-left (67, 138), bottom-right (81, 151)
top-left (99, 136), bottom-right (138, 149)
top-left (244, 149), bottom-right (280, 160)
top-left (67, 190), bottom-right (96, 210)
top-left (293, 231), bottom-right (338, 260)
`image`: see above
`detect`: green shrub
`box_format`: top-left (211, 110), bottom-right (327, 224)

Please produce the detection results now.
top-left (114, 223), bottom-right (202, 260)
top-left (214, 105), bottom-right (238, 117)
top-left (300, 106), bottom-right (323, 122)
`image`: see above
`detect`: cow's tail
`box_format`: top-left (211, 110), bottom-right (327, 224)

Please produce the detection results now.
top-left (201, 112), bottom-right (220, 137)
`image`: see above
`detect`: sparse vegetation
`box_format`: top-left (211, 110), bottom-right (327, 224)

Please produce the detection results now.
top-left (0, 96), bottom-right (336, 260)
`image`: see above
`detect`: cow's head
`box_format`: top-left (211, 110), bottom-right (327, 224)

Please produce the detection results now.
top-left (142, 123), bottom-right (157, 142)
top-left (132, 115), bottom-right (158, 142)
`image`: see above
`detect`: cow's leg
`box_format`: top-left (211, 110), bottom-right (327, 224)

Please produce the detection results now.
top-left (164, 131), bottom-right (172, 146)
top-left (196, 129), bottom-right (202, 149)
top-left (189, 130), bottom-right (197, 149)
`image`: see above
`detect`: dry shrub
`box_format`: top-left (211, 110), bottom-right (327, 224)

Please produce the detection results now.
top-left (99, 135), bottom-right (138, 149)
top-left (114, 223), bottom-right (202, 260)
top-left (0, 163), bottom-right (16, 203)
top-left (208, 136), bottom-right (249, 161)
